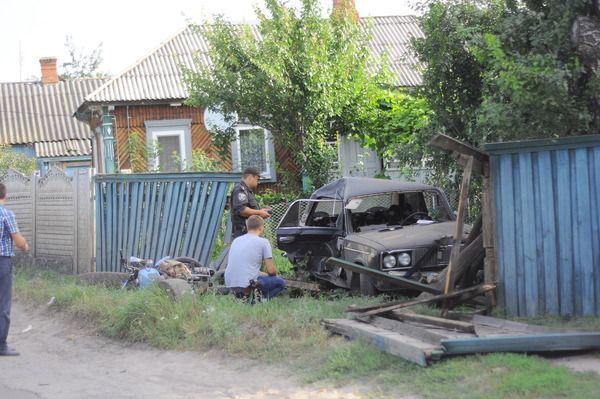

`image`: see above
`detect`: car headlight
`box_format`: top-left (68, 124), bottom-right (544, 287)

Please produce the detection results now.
top-left (383, 255), bottom-right (397, 268)
top-left (397, 252), bottom-right (411, 266)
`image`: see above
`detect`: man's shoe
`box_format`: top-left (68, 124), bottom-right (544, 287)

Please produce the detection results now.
top-left (0, 347), bottom-right (20, 356)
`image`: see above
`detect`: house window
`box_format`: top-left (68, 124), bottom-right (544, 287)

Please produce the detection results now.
top-left (145, 119), bottom-right (192, 172)
top-left (231, 125), bottom-right (277, 182)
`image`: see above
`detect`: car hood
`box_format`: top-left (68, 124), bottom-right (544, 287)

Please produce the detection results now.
top-left (345, 221), bottom-right (465, 251)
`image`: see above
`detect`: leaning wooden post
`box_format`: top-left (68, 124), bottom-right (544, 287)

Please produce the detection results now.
top-left (444, 155), bottom-right (474, 295)
top-left (481, 161), bottom-right (497, 310)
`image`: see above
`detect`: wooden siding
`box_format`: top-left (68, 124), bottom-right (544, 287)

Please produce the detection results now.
top-left (487, 136), bottom-right (600, 316)
top-left (113, 105), bottom-right (230, 171)
top-left (109, 104), bottom-right (301, 191)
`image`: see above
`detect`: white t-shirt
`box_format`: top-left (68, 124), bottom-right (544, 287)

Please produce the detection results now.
top-left (224, 233), bottom-right (272, 288)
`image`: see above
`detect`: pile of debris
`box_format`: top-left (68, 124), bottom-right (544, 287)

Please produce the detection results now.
top-left (323, 295), bottom-right (600, 366)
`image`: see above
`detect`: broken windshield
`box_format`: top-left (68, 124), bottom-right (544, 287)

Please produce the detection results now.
top-left (347, 190), bottom-right (451, 232)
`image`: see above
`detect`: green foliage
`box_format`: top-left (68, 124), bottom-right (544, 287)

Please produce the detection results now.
top-left (0, 145), bottom-right (36, 175)
top-left (189, 149), bottom-right (224, 172)
top-left (255, 189), bottom-right (304, 205)
top-left (59, 35), bottom-right (108, 80)
top-left (183, 0), bottom-right (389, 187)
top-left (405, 0), bottom-right (600, 212)
top-left (14, 269), bottom-right (600, 397)
top-left (351, 89), bottom-right (432, 173)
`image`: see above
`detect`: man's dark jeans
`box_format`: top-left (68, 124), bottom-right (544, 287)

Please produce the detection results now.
top-left (257, 275), bottom-right (285, 299)
top-left (0, 256), bottom-right (13, 352)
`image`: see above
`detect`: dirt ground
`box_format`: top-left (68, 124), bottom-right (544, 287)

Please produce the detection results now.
top-left (2, 302), bottom-right (598, 399)
top-left (0, 302), bottom-right (382, 399)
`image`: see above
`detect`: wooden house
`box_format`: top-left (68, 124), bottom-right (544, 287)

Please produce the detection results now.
top-left (75, 12), bottom-right (424, 185)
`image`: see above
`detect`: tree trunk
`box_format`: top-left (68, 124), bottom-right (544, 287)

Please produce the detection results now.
top-left (571, 16), bottom-right (600, 68)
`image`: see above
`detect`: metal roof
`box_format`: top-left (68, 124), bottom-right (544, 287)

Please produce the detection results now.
top-left (364, 16), bottom-right (424, 87)
top-left (83, 15), bottom-right (424, 104)
top-left (0, 79), bottom-right (104, 156)
top-left (35, 139), bottom-right (91, 158)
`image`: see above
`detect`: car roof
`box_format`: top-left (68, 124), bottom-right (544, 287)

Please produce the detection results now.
top-left (310, 177), bottom-right (436, 201)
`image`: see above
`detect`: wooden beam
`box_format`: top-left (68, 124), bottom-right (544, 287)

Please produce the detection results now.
top-left (321, 318), bottom-right (440, 366)
top-left (441, 332), bottom-right (600, 355)
top-left (325, 257), bottom-right (442, 294)
top-left (471, 315), bottom-right (576, 335)
top-left (283, 279), bottom-right (321, 292)
top-left (390, 311), bottom-right (475, 333)
top-left (429, 134), bottom-right (489, 165)
top-left (482, 162), bottom-right (497, 309)
top-left (444, 156), bottom-right (474, 295)
top-left (347, 283), bottom-right (495, 316)
top-left (362, 316), bottom-right (456, 345)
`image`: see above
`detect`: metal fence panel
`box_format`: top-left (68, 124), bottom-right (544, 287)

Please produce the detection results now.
top-left (94, 173), bottom-right (240, 272)
top-left (486, 135), bottom-right (600, 316)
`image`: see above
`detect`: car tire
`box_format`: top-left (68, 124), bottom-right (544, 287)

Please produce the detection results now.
top-left (359, 273), bottom-right (378, 296)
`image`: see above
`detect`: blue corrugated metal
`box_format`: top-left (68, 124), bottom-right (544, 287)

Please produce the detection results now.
top-left (94, 172), bottom-right (240, 272)
top-left (486, 135), bottom-right (600, 316)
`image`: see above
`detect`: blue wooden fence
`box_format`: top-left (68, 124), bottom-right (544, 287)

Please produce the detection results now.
top-left (485, 135), bottom-right (600, 317)
top-left (94, 172), bottom-right (240, 272)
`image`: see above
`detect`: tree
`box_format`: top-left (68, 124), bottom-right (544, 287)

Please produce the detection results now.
top-left (183, 0), bottom-right (389, 189)
top-left (415, 0), bottom-right (600, 143)
top-left (350, 88), bottom-right (432, 175)
top-left (404, 0), bottom-right (600, 180)
top-left (59, 35), bottom-right (106, 79)
top-left (0, 145), bottom-right (36, 175)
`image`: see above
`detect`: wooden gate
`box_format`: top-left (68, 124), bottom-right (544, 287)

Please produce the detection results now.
top-left (94, 172), bottom-right (239, 272)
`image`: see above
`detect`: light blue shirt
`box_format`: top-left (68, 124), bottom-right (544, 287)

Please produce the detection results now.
top-left (224, 234), bottom-right (272, 288)
top-left (0, 205), bottom-right (19, 257)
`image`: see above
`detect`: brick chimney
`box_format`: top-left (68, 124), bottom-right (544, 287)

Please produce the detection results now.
top-left (332, 0), bottom-right (359, 21)
top-left (40, 57), bottom-right (59, 84)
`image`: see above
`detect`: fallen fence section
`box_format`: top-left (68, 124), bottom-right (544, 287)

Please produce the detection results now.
top-left (322, 312), bottom-right (600, 367)
top-left (95, 172), bottom-right (240, 272)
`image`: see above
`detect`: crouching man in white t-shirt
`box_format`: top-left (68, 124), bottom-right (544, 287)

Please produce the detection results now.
top-left (225, 215), bottom-right (285, 300)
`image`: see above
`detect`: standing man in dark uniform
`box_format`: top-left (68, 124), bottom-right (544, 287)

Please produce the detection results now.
top-left (230, 167), bottom-right (271, 240)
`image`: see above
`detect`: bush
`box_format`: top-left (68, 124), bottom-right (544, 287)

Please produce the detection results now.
top-left (0, 144), bottom-right (36, 175)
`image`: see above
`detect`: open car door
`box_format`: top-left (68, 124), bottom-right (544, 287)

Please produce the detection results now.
top-left (276, 199), bottom-right (344, 258)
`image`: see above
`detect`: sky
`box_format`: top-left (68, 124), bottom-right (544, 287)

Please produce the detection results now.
top-left (0, 0), bottom-right (418, 83)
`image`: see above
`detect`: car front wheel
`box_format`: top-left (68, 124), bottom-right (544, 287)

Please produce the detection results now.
top-left (359, 273), bottom-right (378, 296)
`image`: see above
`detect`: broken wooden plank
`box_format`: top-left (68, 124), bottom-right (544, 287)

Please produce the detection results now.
top-left (429, 134), bottom-right (489, 168)
top-left (471, 315), bottom-right (577, 336)
top-left (322, 318), bottom-right (441, 366)
top-left (325, 257), bottom-right (442, 294)
top-left (347, 284), bottom-right (495, 316)
top-left (441, 332), bottom-right (600, 355)
top-left (444, 155), bottom-right (474, 296)
top-left (362, 316), bottom-right (457, 345)
top-left (283, 279), bottom-right (320, 292)
top-left (390, 311), bottom-right (475, 334)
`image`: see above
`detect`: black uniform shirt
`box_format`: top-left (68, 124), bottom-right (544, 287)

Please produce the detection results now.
top-left (231, 180), bottom-right (260, 238)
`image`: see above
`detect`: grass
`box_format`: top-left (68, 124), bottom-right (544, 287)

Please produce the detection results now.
top-left (13, 269), bottom-right (600, 398)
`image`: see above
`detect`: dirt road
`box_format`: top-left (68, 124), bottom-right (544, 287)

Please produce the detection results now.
top-left (0, 302), bottom-right (375, 399)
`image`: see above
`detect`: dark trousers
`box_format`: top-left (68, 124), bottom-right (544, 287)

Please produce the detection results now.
top-left (257, 275), bottom-right (285, 299)
top-left (0, 256), bottom-right (13, 351)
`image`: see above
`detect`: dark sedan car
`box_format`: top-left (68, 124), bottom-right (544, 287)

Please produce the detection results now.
top-left (276, 177), bottom-right (468, 295)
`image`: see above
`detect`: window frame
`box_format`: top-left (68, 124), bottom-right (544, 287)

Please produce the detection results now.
top-left (144, 119), bottom-right (192, 172)
top-left (231, 124), bottom-right (277, 182)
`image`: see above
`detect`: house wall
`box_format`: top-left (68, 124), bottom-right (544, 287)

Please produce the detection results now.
top-left (111, 104), bottom-right (300, 191)
top-left (113, 104), bottom-right (230, 171)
